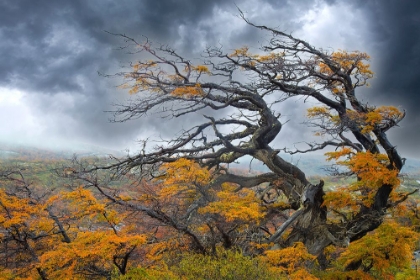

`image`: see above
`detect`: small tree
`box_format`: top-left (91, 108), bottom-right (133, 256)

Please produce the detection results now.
top-left (0, 166), bottom-right (146, 279)
top-left (83, 14), bottom-right (411, 272)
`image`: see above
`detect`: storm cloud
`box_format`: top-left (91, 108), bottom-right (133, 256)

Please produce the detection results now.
top-left (1, 0), bottom-right (419, 157)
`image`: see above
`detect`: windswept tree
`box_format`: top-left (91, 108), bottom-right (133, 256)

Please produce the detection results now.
top-left (76, 15), bottom-right (414, 274)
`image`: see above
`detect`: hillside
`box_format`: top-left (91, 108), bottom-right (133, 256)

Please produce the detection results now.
top-left (2, 144), bottom-right (420, 177)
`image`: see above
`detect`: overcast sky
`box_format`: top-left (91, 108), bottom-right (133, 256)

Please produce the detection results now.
top-left (1, 0), bottom-right (420, 158)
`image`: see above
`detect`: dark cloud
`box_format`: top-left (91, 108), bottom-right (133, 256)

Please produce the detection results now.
top-left (1, 0), bottom-right (419, 157)
top-left (345, 0), bottom-right (420, 156)
top-left (354, 1), bottom-right (420, 105)
top-left (1, 0), bottom-right (234, 89)
top-left (2, 0), bottom-right (233, 149)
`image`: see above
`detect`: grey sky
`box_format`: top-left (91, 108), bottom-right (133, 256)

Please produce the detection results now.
top-left (1, 0), bottom-right (419, 157)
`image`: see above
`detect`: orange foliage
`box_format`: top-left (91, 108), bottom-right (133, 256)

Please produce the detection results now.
top-left (191, 65), bottom-right (211, 74)
top-left (323, 149), bottom-right (400, 210)
top-left (199, 182), bottom-right (264, 222)
top-left (156, 158), bottom-right (211, 206)
top-left (314, 50), bottom-right (374, 96)
top-left (0, 189), bottom-right (52, 231)
top-left (322, 187), bottom-right (360, 217)
top-left (307, 106), bottom-right (331, 118)
top-left (159, 158), bottom-right (211, 187)
top-left (256, 52), bottom-right (284, 62)
top-left (308, 105), bottom-right (404, 135)
top-left (347, 106), bottom-right (404, 133)
top-left (229, 46), bottom-right (251, 57)
top-left (40, 230), bottom-right (146, 279)
top-left (171, 83), bottom-right (204, 97)
top-left (319, 51), bottom-right (373, 80)
top-left (0, 181), bottom-right (151, 279)
top-left (338, 221), bottom-right (418, 278)
top-left (342, 152), bottom-right (400, 189)
top-left (325, 147), bottom-right (354, 161)
top-left (259, 242), bottom-right (316, 277)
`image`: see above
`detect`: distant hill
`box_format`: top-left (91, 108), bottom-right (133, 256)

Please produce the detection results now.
top-left (279, 153), bottom-right (420, 177)
top-left (0, 142), bottom-right (124, 161)
top-left (400, 158), bottom-right (420, 175)
top-left (1, 143), bottom-right (420, 177)
top-left (240, 153), bottom-right (420, 177)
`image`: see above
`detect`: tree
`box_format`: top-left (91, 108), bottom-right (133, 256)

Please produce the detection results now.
top-left (0, 165), bottom-right (146, 279)
top-left (79, 14), bottom-right (411, 273)
top-left (0, 168), bottom-right (55, 279)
